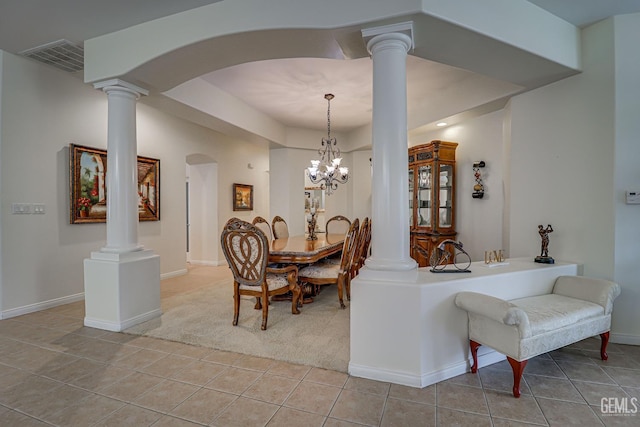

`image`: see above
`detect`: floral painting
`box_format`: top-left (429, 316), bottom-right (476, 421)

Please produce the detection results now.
top-left (69, 144), bottom-right (160, 223)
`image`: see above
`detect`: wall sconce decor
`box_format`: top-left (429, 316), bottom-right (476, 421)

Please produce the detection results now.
top-left (472, 160), bottom-right (485, 199)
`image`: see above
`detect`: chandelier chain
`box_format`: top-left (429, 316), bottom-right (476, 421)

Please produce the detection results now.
top-left (327, 95), bottom-right (331, 140)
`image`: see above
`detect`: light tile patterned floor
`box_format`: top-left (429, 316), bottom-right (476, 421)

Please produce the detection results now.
top-left (0, 267), bottom-right (639, 426)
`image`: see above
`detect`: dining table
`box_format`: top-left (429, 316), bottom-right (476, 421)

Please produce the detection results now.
top-left (268, 233), bottom-right (345, 264)
top-left (268, 233), bottom-right (345, 303)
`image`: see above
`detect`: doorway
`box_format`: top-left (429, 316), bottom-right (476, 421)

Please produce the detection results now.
top-left (186, 156), bottom-right (218, 266)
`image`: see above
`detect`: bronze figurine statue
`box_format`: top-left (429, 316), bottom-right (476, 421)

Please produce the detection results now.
top-left (535, 224), bottom-right (554, 264)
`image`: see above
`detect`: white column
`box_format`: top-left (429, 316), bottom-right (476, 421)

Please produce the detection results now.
top-left (95, 80), bottom-right (148, 253)
top-left (362, 23), bottom-right (417, 273)
top-left (84, 79), bottom-right (160, 332)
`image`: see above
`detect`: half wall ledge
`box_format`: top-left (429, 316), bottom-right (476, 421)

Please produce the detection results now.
top-left (349, 257), bottom-right (580, 387)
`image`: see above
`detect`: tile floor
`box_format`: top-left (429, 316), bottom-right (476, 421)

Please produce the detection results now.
top-left (1, 268), bottom-right (639, 426)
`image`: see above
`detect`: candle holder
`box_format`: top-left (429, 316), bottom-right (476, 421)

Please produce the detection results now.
top-left (307, 211), bottom-right (318, 240)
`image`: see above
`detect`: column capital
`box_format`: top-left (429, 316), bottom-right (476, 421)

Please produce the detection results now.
top-left (362, 21), bottom-right (414, 54)
top-left (93, 79), bottom-right (149, 97)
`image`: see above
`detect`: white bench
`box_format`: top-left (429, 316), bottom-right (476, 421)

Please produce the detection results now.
top-left (454, 275), bottom-right (621, 397)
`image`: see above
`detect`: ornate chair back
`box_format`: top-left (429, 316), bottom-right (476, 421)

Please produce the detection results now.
top-left (220, 218), bottom-right (268, 288)
top-left (272, 215), bottom-right (289, 239)
top-left (326, 215), bottom-right (351, 236)
top-left (359, 217), bottom-right (372, 269)
top-left (351, 217), bottom-right (370, 277)
top-left (252, 216), bottom-right (273, 241)
top-left (340, 218), bottom-right (360, 273)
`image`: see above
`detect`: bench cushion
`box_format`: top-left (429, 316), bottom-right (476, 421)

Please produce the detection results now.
top-left (511, 294), bottom-right (604, 336)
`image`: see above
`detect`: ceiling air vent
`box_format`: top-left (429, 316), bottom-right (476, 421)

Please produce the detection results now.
top-left (19, 39), bottom-right (84, 73)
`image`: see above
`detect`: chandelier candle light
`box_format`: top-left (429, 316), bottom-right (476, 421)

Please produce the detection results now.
top-left (306, 94), bottom-right (349, 195)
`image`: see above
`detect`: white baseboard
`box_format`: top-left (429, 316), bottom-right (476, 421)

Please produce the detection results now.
top-left (0, 292), bottom-right (85, 320)
top-left (188, 260), bottom-right (221, 267)
top-left (349, 349), bottom-right (505, 388)
top-left (161, 262), bottom-right (223, 279)
top-left (84, 308), bottom-right (162, 332)
top-left (611, 332), bottom-right (640, 346)
top-left (161, 269), bottom-right (188, 280)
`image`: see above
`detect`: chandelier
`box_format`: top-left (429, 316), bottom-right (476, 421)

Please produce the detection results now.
top-left (306, 94), bottom-right (349, 195)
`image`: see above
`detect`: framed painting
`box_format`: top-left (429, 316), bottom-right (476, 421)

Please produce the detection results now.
top-left (233, 183), bottom-right (253, 211)
top-left (69, 143), bottom-right (160, 224)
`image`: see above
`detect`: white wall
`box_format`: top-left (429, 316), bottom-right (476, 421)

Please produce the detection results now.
top-left (612, 13), bottom-right (640, 341)
top-left (350, 150), bottom-right (373, 222)
top-left (134, 92), bottom-right (272, 274)
top-left (409, 110), bottom-right (505, 262)
top-left (505, 17), bottom-right (640, 343)
top-left (507, 19), bottom-right (615, 276)
top-left (0, 51), bottom-right (270, 315)
top-left (0, 52), bottom-right (4, 313)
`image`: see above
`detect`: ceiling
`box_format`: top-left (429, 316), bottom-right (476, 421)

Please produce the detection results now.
top-left (1, 0), bottom-right (639, 134)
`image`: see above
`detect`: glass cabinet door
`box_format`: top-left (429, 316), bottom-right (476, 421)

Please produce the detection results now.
top-left (438, 164), bottom-right (453, 228)
top-left (408, 168), bottom-right (414, 227)
top-left (417, 165), bottom-right (431, 227)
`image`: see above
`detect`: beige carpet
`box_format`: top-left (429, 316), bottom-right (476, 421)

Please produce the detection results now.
top-left (124, 265), bottom-right (350, 372)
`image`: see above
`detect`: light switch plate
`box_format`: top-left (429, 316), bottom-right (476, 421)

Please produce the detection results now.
top-left (12, 203), bottom-right (32, 214)
top-left (626, 191), bottom-right (640, 204)
top-left (33, 204), bottom-right (45, 214)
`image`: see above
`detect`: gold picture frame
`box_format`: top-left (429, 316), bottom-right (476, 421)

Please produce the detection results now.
top-left (233, 183), bottom-right (253, 211)
top-left (69, 143), bottom-right (160, 224)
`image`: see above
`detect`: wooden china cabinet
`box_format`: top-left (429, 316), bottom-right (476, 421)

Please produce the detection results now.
top-left (409, 140), bottom-right (458, 267)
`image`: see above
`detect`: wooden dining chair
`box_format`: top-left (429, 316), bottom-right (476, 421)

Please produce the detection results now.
top-left (357, 217), bottom-right (372, 270)
top-left (220, 218), bottom-right (301, 330)
top-left (252, 216), bottom-right (273, 241)
top-left (272, 215), bottom-right (289, 239)
top-left (323, 215), bottom-right (354, 266)
top-left (325, 215), bottom-right (351, 236)
top-left (350, 217), bottom-right (370, 280)
top-left (298, 218), bottom-right (359, 309)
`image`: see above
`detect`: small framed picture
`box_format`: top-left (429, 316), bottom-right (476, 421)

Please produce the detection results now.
top-left (233, 183), bottom-right (253, 211)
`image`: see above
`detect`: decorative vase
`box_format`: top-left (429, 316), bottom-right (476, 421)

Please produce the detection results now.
top-left (79, 209), bottom-right (88, 218)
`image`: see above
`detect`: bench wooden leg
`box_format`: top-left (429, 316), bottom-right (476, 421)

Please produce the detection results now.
top-left (600, 331), bottom-right (610, 360)
top-left (470, 340), bottom-right (481, 373)
top-left (507, 357), bottom-right (528, 398)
